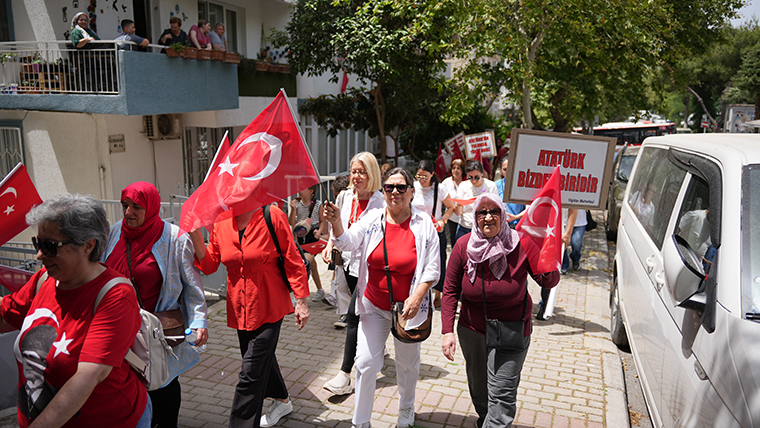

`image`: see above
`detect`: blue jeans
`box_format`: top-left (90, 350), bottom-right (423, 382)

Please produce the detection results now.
top-left (455, 224), bottom-right (471, 243)
top-left (562, 225), bottom-right (586, 270)
top-left (135, 394), bottom-right (152, 428)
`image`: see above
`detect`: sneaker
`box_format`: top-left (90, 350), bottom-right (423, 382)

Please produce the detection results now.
top-left (353, 423), bottom-right (371, 428)
top-left (323, 370), bottom-right (353, 395)
top-left (334, 314), bottom-right (348, 329)
top-left (560, 268), bottom-right (569, 275)
top-left (312, 289), bottom-right (325, 302)
top-left (572, 261), bottom-right (581, 271)
top-left (536, 300), bottom-right (546, 320)
top-left (322, 294), bottom-right (336, 307)
top-left (397, 407), bottom-right (415, 428)
top-left (260, 399), bottom-right (293, 427)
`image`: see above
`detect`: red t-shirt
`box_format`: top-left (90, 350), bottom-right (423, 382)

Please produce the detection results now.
top-left (0, 267), bottom-right (147, 428)
top-left (349, 198), bottom-right (370, 227)
top-left (365, 218), bottom-right (417, 311)
top-left (130, 254), bottom-right (162, 312)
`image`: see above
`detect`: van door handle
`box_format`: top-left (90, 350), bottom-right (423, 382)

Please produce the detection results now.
top-left (646, 257), bottom-right (655, 274)
top-left (654, 272), bottom-right (665, 291)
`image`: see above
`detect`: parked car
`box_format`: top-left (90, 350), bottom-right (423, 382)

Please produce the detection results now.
top-left (605, 145), bottom-right (639, 241)
top-left (611, 134), bottom-right (760, 428)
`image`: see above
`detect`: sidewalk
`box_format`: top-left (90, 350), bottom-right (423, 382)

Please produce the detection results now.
top-left (175, 211), bottom-right (628, 428)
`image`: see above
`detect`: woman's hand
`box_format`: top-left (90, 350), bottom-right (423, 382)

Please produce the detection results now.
top-left (323, 200), bottom-right (344, 237)
top-left (436, 219), bottom-right (446, 231)
top-left (188, 229), bottom-right (207, 261)
top-left (321, 243), bottom-right (333, 264)
top-left (442, 332), bottom-right (457, 361)
top-left (294, 298), bottom-right (310, 330)
top-left (401, 293), bottom-right (424, 320)
top-left (312, 228), bottom-right (322, 240)
top-left (193, 328), bottom-right (209, 346)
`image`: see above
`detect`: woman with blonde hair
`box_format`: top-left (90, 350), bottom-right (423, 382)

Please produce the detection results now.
top-left (323, 152), bottom-right (385, 396)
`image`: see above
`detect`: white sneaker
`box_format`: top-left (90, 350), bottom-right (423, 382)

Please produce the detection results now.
top-left (323, 370), bottom-right (353, 395)
top-left (353, 423), bottom-right (371, 428)
top-left (397, 407), bottom-right (415, 428)
top-left (260, 399), bottom-right (293, 427)
top-left (312, 289), bottom-right (325, 302)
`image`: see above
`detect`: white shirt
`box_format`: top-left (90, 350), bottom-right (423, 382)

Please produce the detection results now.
top-left (411, 181), bottom-right (450, 220)
top-left (441, 177), bottom-right (462, 223)
top-left (456, 178), bottom-right (498, 229)
top-left (330, 189), bottom-right (385, 277)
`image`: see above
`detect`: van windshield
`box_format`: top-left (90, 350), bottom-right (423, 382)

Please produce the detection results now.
top-left (743, 165), bottom-right (760, 318)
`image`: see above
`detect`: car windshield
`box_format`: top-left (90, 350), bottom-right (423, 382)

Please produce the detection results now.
top-left (617, 154), bottom-right (637, 182)
top-left (743, 164), bottom-right (760, 318)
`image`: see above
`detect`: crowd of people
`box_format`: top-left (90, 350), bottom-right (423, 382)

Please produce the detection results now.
top-left (0, 147), bottom-right (592, 428)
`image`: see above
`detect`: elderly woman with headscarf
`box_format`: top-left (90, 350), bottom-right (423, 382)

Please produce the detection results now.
top-left (0, 194), bottom-right (150, 428)
top-left (441, 193), bottom-right (559, 428)
top-left (103, 182), bottom-right (208, 428)
top-left (70, 12), bottom-right (99, 49)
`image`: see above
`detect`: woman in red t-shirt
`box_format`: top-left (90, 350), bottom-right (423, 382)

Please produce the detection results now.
top-left (0, 194), bottom-right (149, 428)
top-left (325, 168), bottom-right (441, 428)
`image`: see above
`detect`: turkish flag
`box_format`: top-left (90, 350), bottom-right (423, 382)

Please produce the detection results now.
top-left (301, 239), bottom-right (328, 255)
top-left (340, 70), bottom-right (349, 94)
top-left (435, 144), bottom-right (447, 181)
top-left (179, 90), bottom-right (320, 234)
top-left (450, 140), bottom-right (465, 161)
top-left (0, 163), bottom-right (43, 246)
top-left (515, 166), bottom-right (562, 274)
top-left (473, 148), bottom-right (482, 164)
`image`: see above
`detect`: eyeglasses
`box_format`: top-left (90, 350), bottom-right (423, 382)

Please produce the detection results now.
top-left (415, 174), bottom-right (431, 180)
top-left (467, 175), bottom-right (483, 181)
top-left (475, 208), bottom-right (501, 220)
top-left (350, 169), bottom-right (368, 176)
top-left (383, 184), bottom-right (410, 194)
top-left (32, 236), bottom-right (75, 257)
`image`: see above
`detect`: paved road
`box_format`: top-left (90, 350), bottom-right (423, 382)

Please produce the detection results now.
top-left (0, 211), bottom-right (631, 428)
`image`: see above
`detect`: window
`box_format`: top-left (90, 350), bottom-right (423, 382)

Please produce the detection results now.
top-left (300, 113), bottom-right (376, 177)
top-left (627, 147), bottom-right (686, 249)
top-left (0, 125), bottom-right (23, 177)
top-left (198, 1), bottom-right (239, 53)
top-left (183, 126), bottom-right (233, 193)
top-left (742, 165), bottom-right (760, 316)
top-left (0, 0), bottom-right (13, 42)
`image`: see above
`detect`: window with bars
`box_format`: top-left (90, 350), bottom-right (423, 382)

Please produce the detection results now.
top-left (300, 114), bottom-right (376, 176)
top-left (183, 126), bottom-right (233, 194)
top-left (0, 126), bottom-right (23, 177)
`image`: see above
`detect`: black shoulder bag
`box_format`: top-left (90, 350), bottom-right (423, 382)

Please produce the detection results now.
top-left (481, 264), bottom-right (530, 352)
top-left (383, 216), bottom-right (433, 343)
top-left (263, 204), bottom-right (311, 292)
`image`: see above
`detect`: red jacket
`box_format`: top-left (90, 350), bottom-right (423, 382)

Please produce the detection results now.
top-left (195, 206), bottom-right (309, 330)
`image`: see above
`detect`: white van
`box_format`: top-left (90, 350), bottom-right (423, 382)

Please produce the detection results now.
top-left (611, 134), bottom-right (760, 428)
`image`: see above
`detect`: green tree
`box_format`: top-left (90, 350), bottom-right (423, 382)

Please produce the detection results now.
top-left (735, 42), bottom-right (760, 118)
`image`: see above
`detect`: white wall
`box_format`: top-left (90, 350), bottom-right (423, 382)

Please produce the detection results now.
top-left (12, 0), bottom-right (135, 41)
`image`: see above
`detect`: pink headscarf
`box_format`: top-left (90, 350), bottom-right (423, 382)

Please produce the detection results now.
top-left (465, 193), bottom-right (520, 283)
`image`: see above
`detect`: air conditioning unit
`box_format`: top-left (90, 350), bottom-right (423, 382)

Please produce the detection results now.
top-left (144, 114), bottom-right (183, 140)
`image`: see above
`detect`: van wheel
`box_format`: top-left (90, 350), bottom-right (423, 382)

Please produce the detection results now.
top-left (610, 276), bottom-right (628, 347)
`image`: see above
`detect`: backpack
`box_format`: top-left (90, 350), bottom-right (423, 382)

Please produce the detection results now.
top-left (263, 203), bottom-right (311, 291)
top-left (36, 272), bottom-right (174, 391)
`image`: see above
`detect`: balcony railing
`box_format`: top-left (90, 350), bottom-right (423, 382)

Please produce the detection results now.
top-left (0, 40), bottom-right (124, 95)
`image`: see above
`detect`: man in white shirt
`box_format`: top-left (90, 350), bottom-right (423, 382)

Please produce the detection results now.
top-left (455, 160), bottom-right (499, 243)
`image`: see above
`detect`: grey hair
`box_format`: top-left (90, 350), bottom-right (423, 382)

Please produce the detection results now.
top-left (26, 194), bottom-right (110, 262)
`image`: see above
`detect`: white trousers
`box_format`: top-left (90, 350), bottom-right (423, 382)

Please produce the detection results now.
top-left (332, 267), bottom-right (351, 315)
top-left (353, 298), bottom-right (421, 425)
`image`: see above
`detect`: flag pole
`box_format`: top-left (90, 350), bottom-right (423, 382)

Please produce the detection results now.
top-left (203, 131), bottom-right (229, 183)
top-left (0, 162), bottom-right (23, 189)
top-left (279, 88), bottom-right (330, 201)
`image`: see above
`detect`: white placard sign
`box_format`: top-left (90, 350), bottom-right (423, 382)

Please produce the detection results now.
top-left (443, 132), bottom-right (466, 157)
top-left (464, 131), bottom-right (496, 159)
top-left (504, 129), bottom-right (616, 210)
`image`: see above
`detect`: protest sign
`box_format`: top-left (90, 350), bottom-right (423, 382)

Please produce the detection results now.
top-left (443, 132), bottom-right (466, 158)
top-left (464, 131), bottom-right (496, 159)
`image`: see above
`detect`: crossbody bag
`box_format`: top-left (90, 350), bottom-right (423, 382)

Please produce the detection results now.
top-left (481, 265), bottom-right (530, 352)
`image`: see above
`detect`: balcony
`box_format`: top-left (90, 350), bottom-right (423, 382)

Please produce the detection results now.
top-left (0, 41), bottom-right (239, 116)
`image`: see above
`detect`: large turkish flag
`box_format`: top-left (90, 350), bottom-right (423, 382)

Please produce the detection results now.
top-left (0, 164), bottom-right (43, 246)
top-left (515, 166), bottom-right (562, 274)
top-left (179, 90), bottom-right (320, 234)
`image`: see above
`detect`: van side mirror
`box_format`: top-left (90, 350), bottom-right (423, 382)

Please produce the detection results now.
top-left (662, 234), bottom-right (706, 312)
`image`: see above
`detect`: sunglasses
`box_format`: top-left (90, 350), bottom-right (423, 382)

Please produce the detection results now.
top-left (383, 184), bottom-right (410, 194)
top-left (32, 236), bottom-right (75, 257)
top-left (467, 175), bottom-right (482, 181)
top-left (475, 208), bottom-right (502, 219)
top-left (415, 174), bottom-right (431, 180)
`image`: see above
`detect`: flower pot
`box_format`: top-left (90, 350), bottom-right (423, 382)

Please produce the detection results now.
top-left (182, 48), bottom-right (198, 59)
top-left (165, 47), bottom-right (180, 58)
top-left (255, 61), bottom-right (270, 71)
top-left (223, 52), bottom-right (241, 64)
top-left (23, 63), bottom-right (41, 73)
top-left (275, 64), bottom-right (291, 74)
top-left (211, 50), bottom-right (224, 61)
top-left (197, 49), bottom-right (212, 61)
top-left (18, 86), bottom-right (40, 94)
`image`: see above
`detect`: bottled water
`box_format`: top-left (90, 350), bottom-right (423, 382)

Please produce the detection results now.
top-left (185, 328), bottom-right (206, 353)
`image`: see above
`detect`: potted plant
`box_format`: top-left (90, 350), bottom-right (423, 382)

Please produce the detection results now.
top-left (223, 52), bottom-right (241, 64)
top-left (18, 80), bottom-right (40, 94)
top-left (197, 49), bottom-right (212, 61)
top-left (211, 49), bottom-right (224, 61)
top-left (165, 43), bottom-right (186, 58)
top-left (182, 47), bottom-right (198, 59)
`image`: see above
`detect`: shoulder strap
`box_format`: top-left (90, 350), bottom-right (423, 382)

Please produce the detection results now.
top-left (382, 214), bottom-right (395, 306)
top-left (433, 181), bottom-right (438, 219)
top-left (264, 204), bottom-right (293, 292)
top-left (35, 271), bottom-right (49, 295)
top-left (93, 277), bottom-right (134, 313)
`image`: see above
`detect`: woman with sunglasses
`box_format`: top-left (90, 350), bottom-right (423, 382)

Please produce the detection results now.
top-left (322, 152), bottom-right (385, 397)
top-left (455, 160), bottom-right (499, 242)
top-left (103, 182), bottom-right (208, 428)
top-left (441, 193), bottom-right (559, 428)
top-left (324, 168), bottom-right (440, 428)
top-left (412, 160), bottom-right (459, 309)
top-left (0, 194), bottom-right (151, 428)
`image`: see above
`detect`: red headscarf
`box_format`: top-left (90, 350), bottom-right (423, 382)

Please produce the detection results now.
top-left (106, 182), bottom-right (165, 279)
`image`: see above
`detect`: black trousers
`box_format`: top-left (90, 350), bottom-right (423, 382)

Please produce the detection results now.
top-left (229, 320), bottom-right (289, 428)
top-left (148, 377), bottom-right (181, 428)
top-left (340, 271), bottom-right (360, 373)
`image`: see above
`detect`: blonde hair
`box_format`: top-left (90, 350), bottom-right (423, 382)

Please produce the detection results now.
top-left (349, 152), bottom-right (382, 192)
